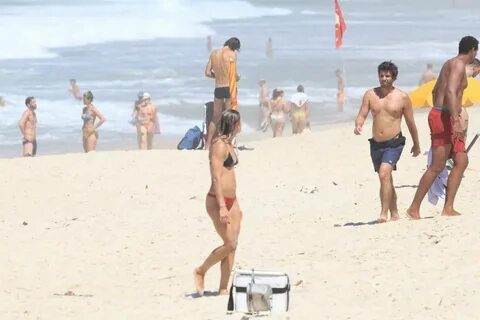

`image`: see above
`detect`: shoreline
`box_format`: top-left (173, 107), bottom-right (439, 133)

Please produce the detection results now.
top-left (0, 107), bottom-right (360, 159)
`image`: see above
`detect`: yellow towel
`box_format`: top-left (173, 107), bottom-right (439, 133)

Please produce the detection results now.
top-left (229, 60), bottom-right (238, 110)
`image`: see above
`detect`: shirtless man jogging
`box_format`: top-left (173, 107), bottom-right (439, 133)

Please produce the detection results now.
top-left (407, 36), bottom-right (478, 219)
top-left (355, 61), bottom-right (420, 223)
top-left (18, 96), bottom-right (38, 157)
top-left (204, 37), bottom-right (241, 150)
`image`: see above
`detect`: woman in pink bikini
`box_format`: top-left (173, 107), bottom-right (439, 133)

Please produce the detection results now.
top-left (194, 109), bottom-right (242, 296)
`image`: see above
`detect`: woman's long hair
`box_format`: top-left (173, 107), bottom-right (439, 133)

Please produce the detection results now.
top-left (271, 88), bottom-right (283, 100)
top-left (218, 109), bottom-right (241, 141)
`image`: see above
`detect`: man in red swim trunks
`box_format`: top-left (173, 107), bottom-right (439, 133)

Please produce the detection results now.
top-left (407, 36), bottom-right (478, 219)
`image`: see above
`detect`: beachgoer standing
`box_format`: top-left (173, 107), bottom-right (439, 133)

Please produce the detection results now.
top-left (258, 79), bottom-right (270, 131)
top-left (407, 36), bottom-right (478, 219)
top-left (18, 96), bottom-right (38, 157)
top-left (134, 92), bottom-right (160, 150)
top-left (418, 63), bottom-right (437, 85)
top-left (82, 91), bottom-right (106, 152)
top-left (207, 35), bottom-right (213, 53)
top-left (354, 61), bottom-right (420, 223)
top-left (269, 88), bottom-right (290, 138)
top-left (336, 69), bottom-right (345, 112)
top-left (204, 37), bottom-right (241, 149)
top-left (266, 37), bottom-right (273, 59)
top-left (69, 79), bottom-right (82, 101)
top-left (290, 85), bottom-right (310, 134)
top-left (194, 109), bottom-right (243, 296)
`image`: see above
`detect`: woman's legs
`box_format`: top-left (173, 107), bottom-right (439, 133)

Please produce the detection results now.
top-left (194, 196), bottom-right (242, 295)
top-left (137, 126), bottom-right (148, 150)
top-left (275, 119), bottom-right (285, 137)
top-left (82, 136), bottom-right (88, 153)
top-left (271, 119), bottom-right (277, 137)
top-left (82, 131), bottom-right (97, 152)
top-left (297, 113), bottom-right (307, 133)
top-left (86, 132), bottom-right (97, 152)
top-left (291, 116), bottom-right (298, 134)
top-left (219, 200), bottom-right (242, 293)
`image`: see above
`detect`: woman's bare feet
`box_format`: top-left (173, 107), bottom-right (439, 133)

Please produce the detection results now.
top-left (441, 209), bottom-right (461, 217)
top-left (194, 267), bottom-right (205, 296)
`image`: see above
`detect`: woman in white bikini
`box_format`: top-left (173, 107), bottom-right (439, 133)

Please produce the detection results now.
top-left (194, 109), bottom-right (243, 296)
top-left (269, 88), bottom-right (290, 137)
top-left (81, 91), bottom-right (106, 152)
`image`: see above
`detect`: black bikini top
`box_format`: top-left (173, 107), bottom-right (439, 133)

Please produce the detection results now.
top-left (223, 151), bottom-right (238, 168)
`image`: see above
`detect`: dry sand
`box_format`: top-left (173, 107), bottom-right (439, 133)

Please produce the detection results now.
top-left (1, 108), bottom-right (479, 320)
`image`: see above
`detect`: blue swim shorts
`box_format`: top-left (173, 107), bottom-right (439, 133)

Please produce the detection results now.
top-left (369, 133), bottom-right (406, 172)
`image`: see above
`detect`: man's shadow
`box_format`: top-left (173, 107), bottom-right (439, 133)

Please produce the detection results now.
top-left (185, 291), bottom-right (220, 299)
top-left (335, 215), bottom-right (435, 228)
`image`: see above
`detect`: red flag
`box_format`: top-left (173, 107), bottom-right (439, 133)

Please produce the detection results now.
top-left (335, 0), bottom-right (347, 49)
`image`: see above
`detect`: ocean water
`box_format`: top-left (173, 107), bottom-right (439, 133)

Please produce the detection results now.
top-left (1, 0), bottom-right (480, 157)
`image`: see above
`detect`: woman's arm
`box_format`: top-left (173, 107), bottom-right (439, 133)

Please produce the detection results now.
top-left (92, 105), bottom-right (106, 129)
top-left (209, 141), bottom-right (231, 223)
top-left (209, 141), bottom-right (227, 207)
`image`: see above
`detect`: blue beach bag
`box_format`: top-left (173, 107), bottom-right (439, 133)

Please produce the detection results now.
top-left (177, 125), bottom-right (203, 150)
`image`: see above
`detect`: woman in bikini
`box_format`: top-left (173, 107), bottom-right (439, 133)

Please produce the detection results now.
top-left (194, 109), bottom-right (242, 296)
top-left (269, 88), bottom-right (290, 137)
top-left (81, 91), bottom-right (106, 152)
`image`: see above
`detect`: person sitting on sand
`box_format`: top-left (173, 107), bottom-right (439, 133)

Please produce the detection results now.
top-left (194, 109), bottom-right (243, 296)
top-left (69, 79), bottom-right (82, 101)
top-left (290, 85), bottom-right (310, 134)
top-left (354, 61), bottom-right (420, 223)
top-left (134, 92), bottom-right (160, 150)
top-left (269, 88), bottom-right (290, 138)
top-left (82, 91), bottom-right (106, 153)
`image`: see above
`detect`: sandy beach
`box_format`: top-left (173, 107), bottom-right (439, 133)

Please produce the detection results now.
top-left (1, 107), bottom-right (480, 320)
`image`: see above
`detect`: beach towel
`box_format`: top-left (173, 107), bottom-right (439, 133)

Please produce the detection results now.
top-left (229, 59), bottom-right (238, 110)
top-left (427, 148), bottom-right (448, 205)
top-left (427, 133), bottom-right (479, 204)
top-left (290, 92), bottom-right (309, 107)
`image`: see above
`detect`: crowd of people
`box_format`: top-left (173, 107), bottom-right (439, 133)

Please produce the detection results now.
top-left (354, 36), bottom-right (479, 223)
top-left (257, 82), bottom-right (311, 137)
top-left (4, 34), bottom-right (480, 297)
top-left (14, 83), bottom-right (161, 156)
top-left (194, 35), bottom-right (479, 296)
